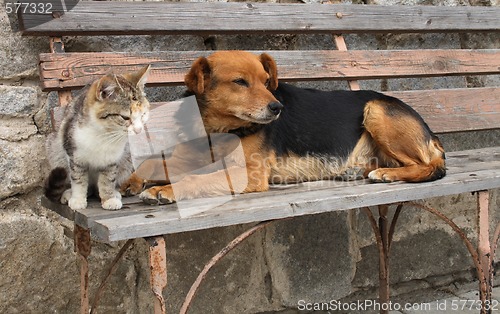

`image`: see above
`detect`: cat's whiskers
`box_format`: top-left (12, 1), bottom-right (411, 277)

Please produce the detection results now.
top-left (97, 130), bottom-right (128, 146)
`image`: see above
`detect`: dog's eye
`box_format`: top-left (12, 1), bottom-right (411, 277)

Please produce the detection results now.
top-left (265, 79), bottom-right (270, 88)
top-left (233, 78), bottom-right (249, 87)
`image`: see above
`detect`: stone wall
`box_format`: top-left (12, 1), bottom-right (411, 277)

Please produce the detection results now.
top-left (0, 1), bottom-right (499, 313)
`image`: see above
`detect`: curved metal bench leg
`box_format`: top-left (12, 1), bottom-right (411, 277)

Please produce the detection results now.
top-left (409, 197), bottom-right (492, 314)
top-left (180, 220), bottom-right (275, 314)
top-left (363, 204), bottom-right (403, 314)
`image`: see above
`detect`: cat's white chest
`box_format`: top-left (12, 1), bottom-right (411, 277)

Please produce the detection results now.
top-left (73, 125), bottom-right (127, 168)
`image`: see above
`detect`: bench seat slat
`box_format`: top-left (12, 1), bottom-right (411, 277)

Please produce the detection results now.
top-left (41, 148), bottom-right (500, 242)
top-left (39, 49), bottom-right (500, 91)
top-left (20, 3), bottom-right (500, 36)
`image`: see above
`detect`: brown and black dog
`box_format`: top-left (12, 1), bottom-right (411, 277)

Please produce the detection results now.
top-left (122, 51), bottom-right (446, 205)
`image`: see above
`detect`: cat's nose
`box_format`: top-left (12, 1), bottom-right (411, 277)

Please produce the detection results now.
top-left (133, 125), bottom-right (143, 134)
top-left (128, 123), bottom-right (143, 134)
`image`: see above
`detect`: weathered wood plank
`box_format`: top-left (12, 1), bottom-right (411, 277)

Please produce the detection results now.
top-left (19, 3), bottom-right (500, 36)
top-left (38, 49), bottom-right (500, 91)
top-left (40, 147), bottom-right (500, 242)
top-left (50, 87), bottom-right (500, 137)
top-left (96, 169), bottom-right (500, 242)
top-left (49, 87), bottom-right (500, 133)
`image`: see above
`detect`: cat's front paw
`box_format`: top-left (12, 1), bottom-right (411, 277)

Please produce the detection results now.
top-left (68, 197), bottom-right (87, 210)
top-left (102, 197), bottom-right (123, 210)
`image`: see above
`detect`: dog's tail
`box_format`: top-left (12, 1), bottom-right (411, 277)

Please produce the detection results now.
top-left (406, 152), bottom-right (446, 183)
top-left (44, 167), bottom-right (69, 202)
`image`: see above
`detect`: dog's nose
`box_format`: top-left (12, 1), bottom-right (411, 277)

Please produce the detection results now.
top-left (268, 102), bottom-right (284, 115)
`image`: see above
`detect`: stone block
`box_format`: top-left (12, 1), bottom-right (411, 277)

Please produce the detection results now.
top-left (0, 12), bottom-right (46, 79)
top-left (439, 130), bottom-right (500, 152)
top-left (0, 86), bottom-right (39, 117)
top-left (0, 135), bottom-right (46, 200)
top-left (0, 211), bottom-right (79, 313)
top-left (353, 229), bottom-right (471, 290)
top-left (264, 211), bottom-right (356, 307)
top-left (0, 118), bottom-right (38, 141)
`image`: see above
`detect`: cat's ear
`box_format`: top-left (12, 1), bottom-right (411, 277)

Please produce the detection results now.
top-left (127, 65), bottom-right (151, 89)
top-left (96, 76), bottom-right (119, 101)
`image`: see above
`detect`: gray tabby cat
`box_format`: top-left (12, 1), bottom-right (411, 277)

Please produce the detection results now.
top-left (44, 66), bottom-right (151, 210)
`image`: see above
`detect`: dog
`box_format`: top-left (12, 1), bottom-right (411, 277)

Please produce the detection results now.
top-left (122, 51), bottom-right (446, 205)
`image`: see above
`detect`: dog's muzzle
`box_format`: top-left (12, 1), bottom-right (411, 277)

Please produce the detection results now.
top-left (268, 102), bottom-right (284, 116)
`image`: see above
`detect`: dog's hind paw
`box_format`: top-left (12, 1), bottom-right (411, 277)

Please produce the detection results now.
top-left (368, 169), bottom-right (396, 183)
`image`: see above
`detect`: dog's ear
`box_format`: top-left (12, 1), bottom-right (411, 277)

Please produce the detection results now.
top-left (259, 53), bottom-right (278, 91)
top-left (185, 57), bottom-right (211, 94)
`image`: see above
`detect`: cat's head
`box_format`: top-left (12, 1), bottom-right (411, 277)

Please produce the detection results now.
top-left (91, 65), bottom-right (151, 134)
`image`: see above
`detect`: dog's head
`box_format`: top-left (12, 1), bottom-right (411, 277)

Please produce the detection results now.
top-left (185, 51), bottom-right (283, 132)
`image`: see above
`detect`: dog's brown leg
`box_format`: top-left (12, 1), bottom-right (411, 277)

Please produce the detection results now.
top-left (362, 100), bottom-right (446, 183)
top-left (139, 166), bottom-right (249, 204)
top-left (120, 158), bottom-right (169, 196)
top-left (139, 159), bottom-right (270, 204)
top-left (139, 134), bottom-right (272, 204)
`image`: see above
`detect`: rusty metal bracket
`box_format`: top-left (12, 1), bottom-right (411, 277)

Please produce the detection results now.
top-left (90, 239), bottom-right (134, 314)
top-left (74, 224), bottom-right (91, 314)
top-left (408, 194), bottom-right (497, 314)
top-left (146, 236), bottom-right (168, 314)
top-left (180, 220), bottom-right (275, 314)
top-left (364, 197), bottom-right (498, 314)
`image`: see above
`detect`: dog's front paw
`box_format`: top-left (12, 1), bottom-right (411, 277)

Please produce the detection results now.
top-left (368, 169), bottom-right (396, 183)
top-left (102, 197), bottom-right (123, 210)
top-left (68, 197), bottom-right (87, 210)
top-left (140, 186), bottom-right (176, 205)
top-left (120, 173), bottom-right (146, 196)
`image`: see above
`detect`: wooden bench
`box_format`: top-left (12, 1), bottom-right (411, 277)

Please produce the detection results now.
top-left (19, 2), bottom-right (500, 314)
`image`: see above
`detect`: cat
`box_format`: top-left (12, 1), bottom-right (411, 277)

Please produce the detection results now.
top-left (44, 65), bottom-right (151, 210)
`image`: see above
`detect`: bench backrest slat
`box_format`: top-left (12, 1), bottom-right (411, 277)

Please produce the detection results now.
top-left (19, 3), bottom-right (500, 36)
top-left (39, 49), bottom-right (500, 91)
top-left (87, 87), bottom-right (491, 135)
top-left (387, 88), bottom-right (500, 133)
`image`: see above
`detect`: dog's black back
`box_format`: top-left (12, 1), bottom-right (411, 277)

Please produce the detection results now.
top-left (266, 83), bottom-right (382, 158)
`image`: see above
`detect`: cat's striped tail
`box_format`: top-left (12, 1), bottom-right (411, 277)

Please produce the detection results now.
top-left (44, 167), bottom-right (69, 202)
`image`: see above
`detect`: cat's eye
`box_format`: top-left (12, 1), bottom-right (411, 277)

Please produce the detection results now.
top-left (132, 96), bottom-right (138, 101)
top-left (233, 78), bottom-right (249, 87)
top-left (101, 114), bottom-right (130, 121)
